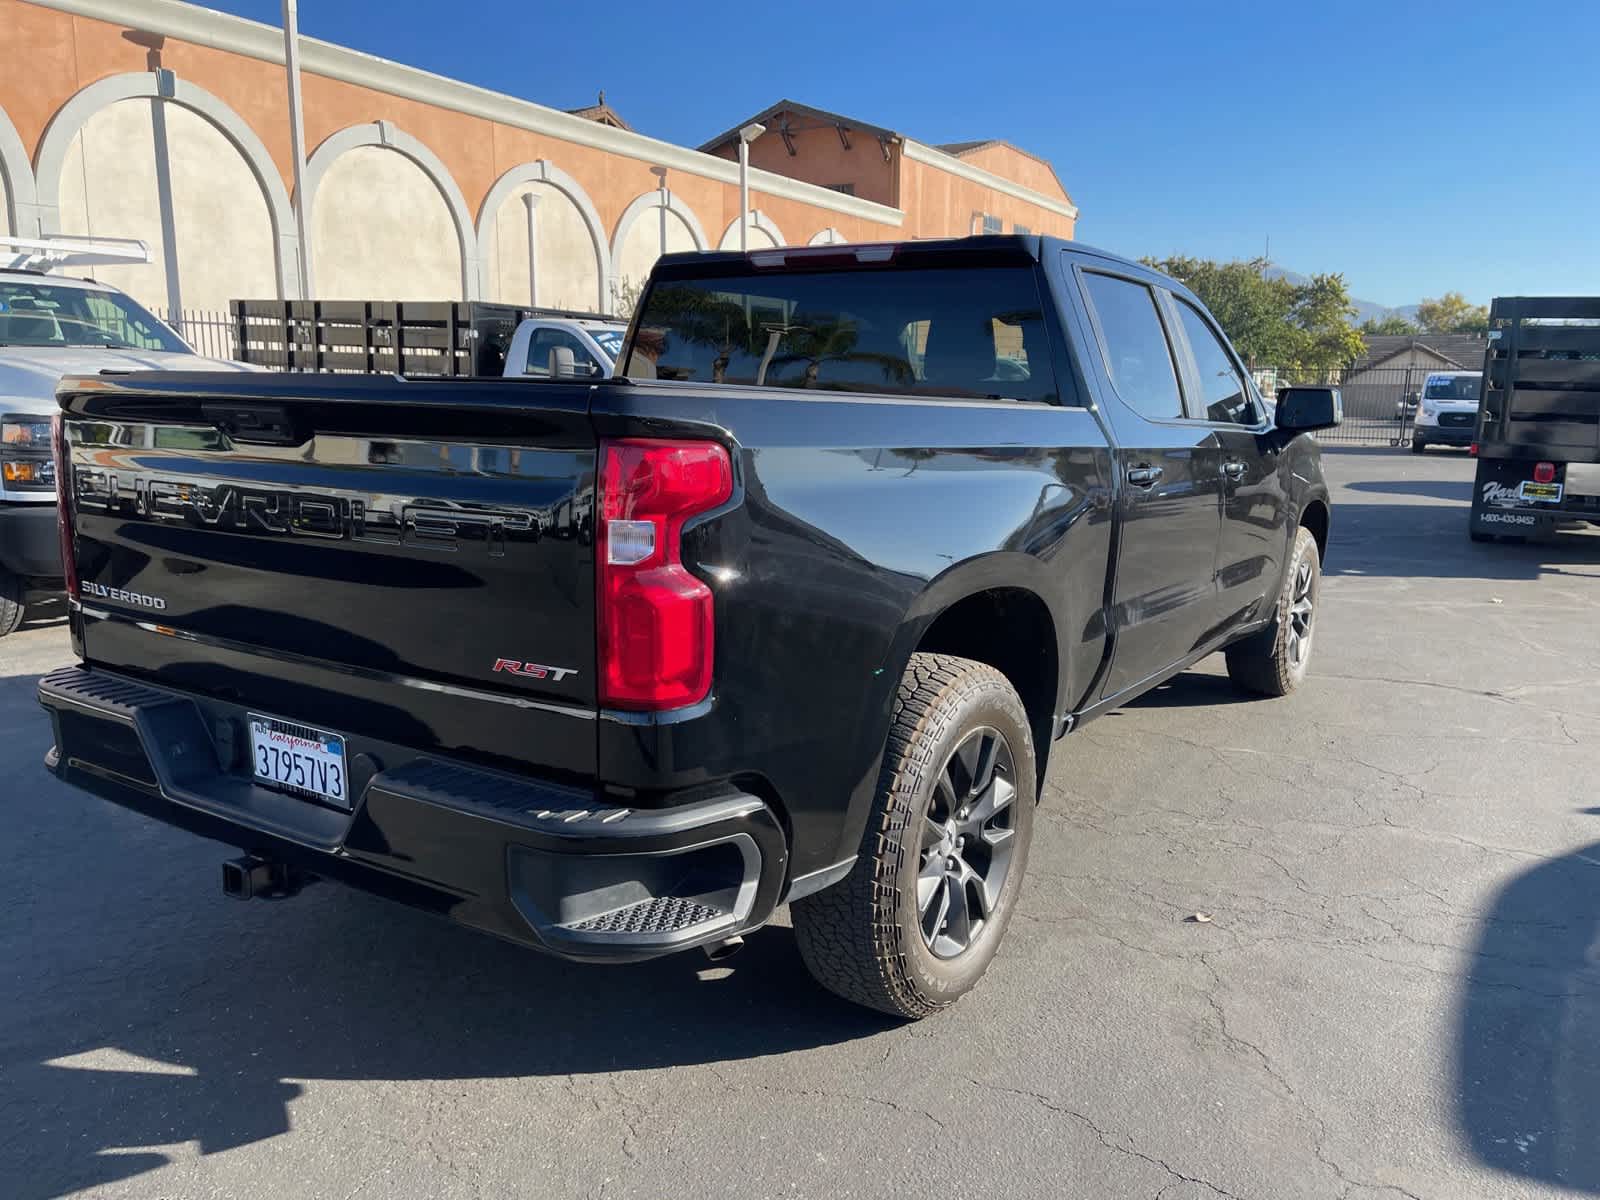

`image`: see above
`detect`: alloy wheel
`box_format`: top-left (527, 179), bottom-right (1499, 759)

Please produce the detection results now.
top-left (1287, 557), bottom-right (1316, 667)
top-left (916, 726), bottom-right (1018, 959)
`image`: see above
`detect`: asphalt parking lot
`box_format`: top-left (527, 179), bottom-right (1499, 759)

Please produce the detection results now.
top-left (4, 447), bottom-right (1599, 1200)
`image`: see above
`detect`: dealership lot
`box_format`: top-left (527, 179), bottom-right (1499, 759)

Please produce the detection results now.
top-left (3, 448), bottom-right (1598, 1200)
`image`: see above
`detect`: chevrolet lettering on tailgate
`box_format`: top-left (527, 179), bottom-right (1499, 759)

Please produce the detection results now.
top-left (74, 470), bottom-right (543, 555)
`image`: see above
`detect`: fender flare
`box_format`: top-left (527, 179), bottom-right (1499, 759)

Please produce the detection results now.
top-left (826, 553), bottom-right (1071, 867)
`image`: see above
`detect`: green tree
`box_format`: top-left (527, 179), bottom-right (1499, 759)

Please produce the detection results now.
top-left (1415, 291), bottom-right (1489, 334)
top-left (1359, 314), bottom-right (1418, 335)
top-left (1142, 256), bottom-right (1299, 365)
top-left (1143, 256), bottom-right (1363, 372)
top-left (1286, 273), bottom-right (1365, 373)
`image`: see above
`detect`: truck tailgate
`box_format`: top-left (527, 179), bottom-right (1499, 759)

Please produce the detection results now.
top-left (57, 372), bottom-right (598, 778)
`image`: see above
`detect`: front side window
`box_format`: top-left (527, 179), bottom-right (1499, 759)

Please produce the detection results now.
top-left (1080, 272), bottom-right (1184, 421)
top-left (0, 281), bottom-right (186, 351)
top-left (1172, 298), bottom-right (1260, 426)
top-left (625, 266), bottom-right (1057, 404)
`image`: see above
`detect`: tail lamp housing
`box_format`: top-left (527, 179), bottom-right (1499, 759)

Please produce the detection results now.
top-left (1534, 461), bottom-right (1557, 484)
top-left (596, 438), bottom-right (732, 711)
top-left (51, 411), bottom-right (79, 598)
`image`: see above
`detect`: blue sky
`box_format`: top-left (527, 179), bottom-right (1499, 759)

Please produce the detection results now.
top-left (210, 0), bottom-right (1599, 309)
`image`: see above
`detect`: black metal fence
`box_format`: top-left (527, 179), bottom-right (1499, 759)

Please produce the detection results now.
top-left (1254, 364), bottom-right (1480, 448)
top-left (157, 308), bottom-right (238, 361)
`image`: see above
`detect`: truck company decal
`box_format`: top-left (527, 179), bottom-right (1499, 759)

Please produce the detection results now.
top-left (1481, 481), bottom-right (1523, 507)
top-left (492, 658), bottom-right (578, 682)
top-left (1479, 512), bottom-right (1537, 526)
top-left (74, 470), bottom-right (544, 556)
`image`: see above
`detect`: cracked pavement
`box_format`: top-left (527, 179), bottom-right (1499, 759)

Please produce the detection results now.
top-left (3, 448), bottom-right (1599, 1199)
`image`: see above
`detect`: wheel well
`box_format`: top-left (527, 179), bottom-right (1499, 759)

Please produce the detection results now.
top-left (1300, 499), bottom-right (1329, 562)
top-left (915, 587), bottom-right (1058, 786)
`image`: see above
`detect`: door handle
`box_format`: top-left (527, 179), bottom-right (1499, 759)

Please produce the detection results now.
top-left (1221, 460), bottom-right (1248, 480)
top-left (1127, 465), bottom-right (1164, 487)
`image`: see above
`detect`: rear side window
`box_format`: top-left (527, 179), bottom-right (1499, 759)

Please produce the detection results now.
top-left (625, 266), bottom-right (1057, 404)
top-left (1080, 272), bottom-right (1184, 421)
top-left (525, 328), bottom-right (600, 377)
top-left (1171, 299), bottom-right (1260, 426)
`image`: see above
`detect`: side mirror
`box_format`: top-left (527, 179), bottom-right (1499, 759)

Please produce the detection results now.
top-left (1276, 386), bottom-right (1342, 432)
top-left (547, 345), bottom-right (577, 379)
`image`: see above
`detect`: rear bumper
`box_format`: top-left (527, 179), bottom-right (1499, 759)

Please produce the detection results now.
top-left (0, 500), bottom-right (62, 579)
top-left (38, 665), bottom-right (788, 962)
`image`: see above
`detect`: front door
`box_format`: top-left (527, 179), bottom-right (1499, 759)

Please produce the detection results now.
top-left (1164, 294), bottom-right (1287, 632)
top-left (1073, 265), bottom-right (1225, 698)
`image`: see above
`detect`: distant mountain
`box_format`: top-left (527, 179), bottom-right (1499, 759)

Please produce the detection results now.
top-left (1262, 264), bottom-right (1415, 328)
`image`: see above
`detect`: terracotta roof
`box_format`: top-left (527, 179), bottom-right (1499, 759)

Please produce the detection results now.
top-left (698, 99), bottom-right (900, 154)
top-left (565, 92), bottom-right (632, 132)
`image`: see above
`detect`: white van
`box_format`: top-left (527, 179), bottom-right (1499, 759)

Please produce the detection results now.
top-left (1411, 370), bottom-right (1481, 453)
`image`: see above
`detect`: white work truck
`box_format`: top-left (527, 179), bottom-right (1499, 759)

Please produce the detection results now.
top-left (0, 236), bottom-right (259, 636)
top-left (503, 313), bottom-right (625, 378)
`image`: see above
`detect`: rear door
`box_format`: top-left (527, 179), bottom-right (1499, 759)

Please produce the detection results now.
top-left (1072, 262), bottom-right (1225, 698)
top-left (1163, 293), bottom-right (1287, 632)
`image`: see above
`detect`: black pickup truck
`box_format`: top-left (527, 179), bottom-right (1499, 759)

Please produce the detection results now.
top-left (38, 236), bottom-right (1338, 1017)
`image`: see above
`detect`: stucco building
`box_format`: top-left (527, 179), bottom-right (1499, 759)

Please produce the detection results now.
top-left (0, 0), bottom-right (1079, 319)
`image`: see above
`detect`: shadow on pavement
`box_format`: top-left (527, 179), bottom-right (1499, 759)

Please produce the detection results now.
top-left (1327, 499), bottom-right (1600, 582)
top-left (1344, 478), bottom-right (1475, 502)
top-left (1457, 838), bottom-right (1600, 1193)
top-left (1122, 670), bottom-right (1255, 709)
top-left (20, 595), bottom-right (67, 631)
top-left (0, 699), bottom-right (893, 1198)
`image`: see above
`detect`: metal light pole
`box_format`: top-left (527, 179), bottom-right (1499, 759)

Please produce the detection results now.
top-left (736, 123), bottom-right (765, 252)
top-left (521, 191), bottom-right (541, 307)
top-left (282, 0), bottom-right (314, 297)
top-left (650, 166), bottom-right (669, 259)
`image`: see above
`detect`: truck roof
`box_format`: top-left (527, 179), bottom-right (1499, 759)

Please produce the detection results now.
top-left (0, 268), bottom-right (119, 293)
top-left (647, 234), bottom-right (1204, 308)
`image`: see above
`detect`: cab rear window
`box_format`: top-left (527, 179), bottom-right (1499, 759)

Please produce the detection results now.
top-left (624, 266), bottom-right (1058, 404)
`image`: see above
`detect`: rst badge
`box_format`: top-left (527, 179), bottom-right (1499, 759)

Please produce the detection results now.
top-left (493, 658), bottom-right (578, 682)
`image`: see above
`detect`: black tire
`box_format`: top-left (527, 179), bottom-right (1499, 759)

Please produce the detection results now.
top-left (1411, 437), bottom-right (1426, 454)
top-left (0, 569), bottom-right (24, 638)
top-left (1225, 526), bottom-right (1320, 697)
top-left (792, 652), bottom-right (1036, 1019)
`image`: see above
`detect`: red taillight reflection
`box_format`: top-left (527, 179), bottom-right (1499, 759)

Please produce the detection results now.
top-left (596, 439), bottom-right (732, 711)
top-left (1534, 461), bottom-right (1557, 484)
top-left (51, 411), bottom-right (78, 598)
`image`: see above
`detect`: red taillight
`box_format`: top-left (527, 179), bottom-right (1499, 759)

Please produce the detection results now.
top-left (1534, 461), bottom-right (1556, 484)
top-left (596, 438), bottom-right (732, 711)
top-left (51, 411), bottom-right (78, 598)
top-left (1470, 443), bottom-right (1479, 456)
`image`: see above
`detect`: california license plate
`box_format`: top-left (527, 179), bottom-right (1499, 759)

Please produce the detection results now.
top-left (249, 716), bottom-right (349, 808)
